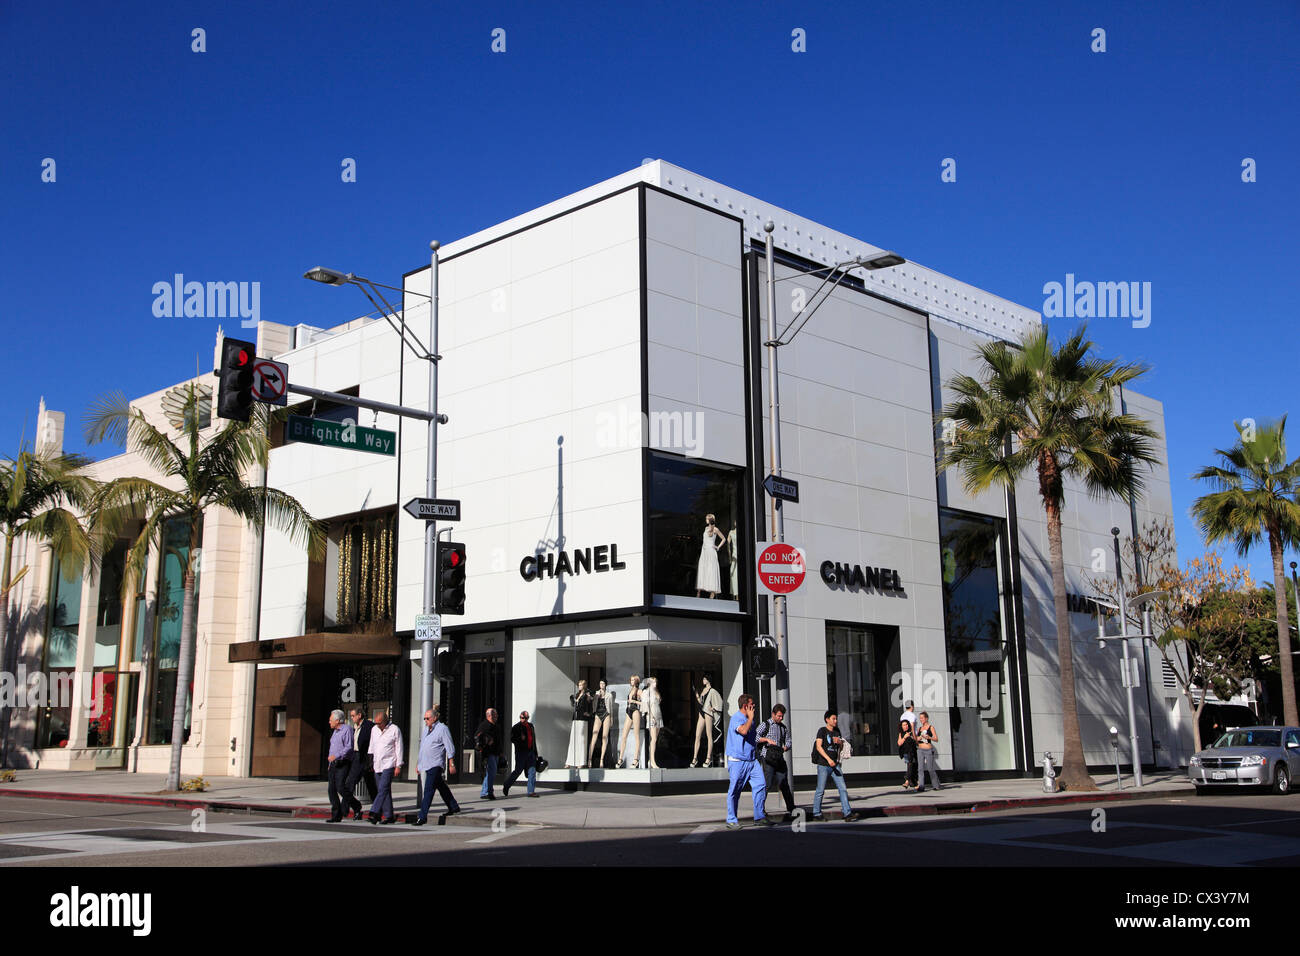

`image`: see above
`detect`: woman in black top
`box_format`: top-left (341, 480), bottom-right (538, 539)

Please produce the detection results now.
top-left (897, 719), bottom-right (918, 790)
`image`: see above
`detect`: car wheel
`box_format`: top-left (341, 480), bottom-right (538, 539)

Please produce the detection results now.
top-left (1273, 766), bottom-right (1290, 795)
top-left (1194, 785), bottom-right (1212, 797)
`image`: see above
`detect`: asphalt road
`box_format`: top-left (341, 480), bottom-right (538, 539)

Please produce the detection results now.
top-left (2, 792), bottom-right (1298, 867)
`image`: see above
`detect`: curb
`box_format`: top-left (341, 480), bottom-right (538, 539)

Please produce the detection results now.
top-left (0, 783), bottom-right (1196, 828)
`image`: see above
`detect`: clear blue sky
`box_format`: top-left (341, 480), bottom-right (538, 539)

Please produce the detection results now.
top-left (3, 0), bottom-right (1297, 583)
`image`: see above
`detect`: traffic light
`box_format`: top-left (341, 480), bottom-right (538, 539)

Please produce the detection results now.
top-left (437, 541), bottom-right (466, 615)
top-left (216, 336), bottom-right (256, 422)
top-left (749, 643), bottom-right (777, 679)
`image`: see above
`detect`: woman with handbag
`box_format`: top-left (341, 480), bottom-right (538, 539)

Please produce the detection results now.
top-left (897, 718), bottom-right (918, 790)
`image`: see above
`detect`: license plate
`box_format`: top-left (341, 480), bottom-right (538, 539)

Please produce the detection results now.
top-left (1212, 771), bottom-right (1227, 780)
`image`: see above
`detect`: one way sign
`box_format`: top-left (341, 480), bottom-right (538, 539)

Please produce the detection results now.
top-left (763, 473), bottom-right (799, 503)
top-left (404, 498), bottom-right (461, 522)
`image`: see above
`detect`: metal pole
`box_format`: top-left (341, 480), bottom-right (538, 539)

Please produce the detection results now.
top-left (1113, 528), bottom-right (1143, 787)
top-left (420, 242), bottom-right (440, 779)
top-left (763, 222), bottom-right (790, 727)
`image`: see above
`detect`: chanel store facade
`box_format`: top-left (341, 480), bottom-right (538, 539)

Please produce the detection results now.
top-left (251, 160), bottom-right (1192, 787)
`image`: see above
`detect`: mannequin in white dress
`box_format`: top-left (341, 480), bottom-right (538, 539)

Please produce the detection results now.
top-left (695, 514), bottom-right (724, 598)
top-left (689, 675), bottom-right (724, 767)
top-left (588, 679), bottom-right (616, 768)
top-left (643, 676), bottom-right (664, 769)
top-left (614, 676), bottom-right (642, 769)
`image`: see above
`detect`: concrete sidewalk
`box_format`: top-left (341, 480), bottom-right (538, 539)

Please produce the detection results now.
top-left (0, 767), bottom-right (1195, 828)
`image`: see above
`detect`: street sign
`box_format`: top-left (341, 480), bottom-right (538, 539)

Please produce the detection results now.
top-left (763, 473), bottom-right (800, 503)
top-left (757, 541), bottom-right (807, 595)
top-left (414, 613), bottom-right (441, 642)
top-left (403, 497), bottom-right (462, 522)
top-left (285, 415), bottom-right (396, 456)
top-left (252, 359), bottom-right (289, 405)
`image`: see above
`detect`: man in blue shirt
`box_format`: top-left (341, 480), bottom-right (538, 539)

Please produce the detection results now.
top-left (413, 706), bottom-right (461, 825)
top-left (725, 693), bottom-right (771, 829)
top-left (325, 709), bottom-right (354, 823)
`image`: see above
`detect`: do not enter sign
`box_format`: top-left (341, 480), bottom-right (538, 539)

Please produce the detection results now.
top-left (757, 542), bottom-right (807, 595)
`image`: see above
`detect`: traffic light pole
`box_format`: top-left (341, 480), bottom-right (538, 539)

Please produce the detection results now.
top-left (421, 242), bottom-right (441, 742)
top-left (763, 223), bottom-right (791, 727)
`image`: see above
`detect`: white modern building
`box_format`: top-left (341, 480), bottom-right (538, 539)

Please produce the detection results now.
top-left (243, 160), bottom-right (1193, 786)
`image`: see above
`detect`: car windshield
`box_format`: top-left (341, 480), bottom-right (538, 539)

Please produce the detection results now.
top-left (1212, 730), bottom-right (1281, 749)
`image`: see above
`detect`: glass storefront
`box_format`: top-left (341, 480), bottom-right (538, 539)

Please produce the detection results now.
top-left (533, 642), bottom-right (738, 770)
top-left (648, 452), bottom-right (745, 604)
top-left (825, 624), bottom-right (901, 757)
top-left (938, 507), bottom-right (1016, 771)
top-left (37, 554), bottom-right (82, 750)
top-left (147, 515), bottom-right (200, 745)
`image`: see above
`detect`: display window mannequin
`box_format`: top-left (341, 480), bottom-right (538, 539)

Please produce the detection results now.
top-left (588, 678), bottom-right (616, 768)
top-left (615, 676), bottom-right (642, 769)
top-left (565, 679), bottom-right (593, 769)
top-left (689, 675), bottom-right (724, 767)
top-left (695, 514), bottom-right (725, 598)
top-left (726, 527), bottom-right (738, 598)
top-left (643, 676), bottom-right (664, 769)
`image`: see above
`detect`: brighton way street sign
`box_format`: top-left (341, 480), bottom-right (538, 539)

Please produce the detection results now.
top-left (285, 415), bottom-right (396, 456)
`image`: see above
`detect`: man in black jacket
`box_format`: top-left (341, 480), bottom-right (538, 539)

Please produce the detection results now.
top-left (344, 707), bottom-right (377, 818)
top-left (503, 710), bottom-right (541, 798)
top-left (475, 708), bottom-right (503, 800)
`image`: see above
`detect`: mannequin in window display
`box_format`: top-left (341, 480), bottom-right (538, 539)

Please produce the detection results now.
top-left (588, 678), bottom-right (616, 768)
top-left (689, 675), bottom-right (724, 767)
top-left (726, 527), bottom-right (738, 598)
top-left (695, 514), bottom-right (725, 598)
top-left (565, 679), bottom-right (593, 769)
top-left (642, 676), bottom-right (664, 769)
top-left (614, 675), bottom-right (642, 769)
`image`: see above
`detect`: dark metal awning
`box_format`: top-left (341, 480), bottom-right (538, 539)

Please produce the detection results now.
top-left (228, 632), bottom-right (401, 665)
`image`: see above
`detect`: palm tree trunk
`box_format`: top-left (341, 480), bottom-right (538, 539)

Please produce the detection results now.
top-left (1267, 528), bottom-right (1298, 727)
top-left (1044, 498), bottom-right (1097, 791)
top-left (0, 532), bottom-right (13, 765)
top-left (166, 527), bottom-right (199, 791)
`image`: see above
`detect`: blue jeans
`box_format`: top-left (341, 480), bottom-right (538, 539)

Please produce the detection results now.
top-left (370, 768), bottom-right (395, 820)
top-left (813, 765), bottom-right (852, 816)
top-left (726, 757), bottom-right (767, 824)
top-left (418, 766), bottom-right (458, 821)
top-left (480, 754), bottom-right (499, 797)
top-left (505, 752), bottom-right (536, 794)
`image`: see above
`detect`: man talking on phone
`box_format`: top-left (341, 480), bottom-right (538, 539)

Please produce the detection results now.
top-left (724, 693), bottom-right (771, 830)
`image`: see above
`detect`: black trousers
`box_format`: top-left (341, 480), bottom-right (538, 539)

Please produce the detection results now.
top-left (762, 762), bottom-right (796, 813)
top-left (328, 759), bottom-right (354, 819)
top-left (344, 755), bottom-right (376, 806)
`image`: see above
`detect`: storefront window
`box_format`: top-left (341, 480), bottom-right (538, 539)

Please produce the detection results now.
top-left (37, 554), bottom-right (83, 749)
top-left (94, 539), bottom-right (128, 668)
top-left (322, 509), bottom-right (396, 631)
top-left (533, 642), bottom-right (739, 771)
top-left (939, 508), bottom-right (1016, 771)
top-left (649, 453), bottom-right (744, 605)
top-left (147, 515), bottom-right (200, 745)
top-left (825, 624), bottom-right (900, 757)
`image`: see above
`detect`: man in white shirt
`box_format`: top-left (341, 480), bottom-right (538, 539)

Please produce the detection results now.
top-left (367, 709), bottom-right (404, 824)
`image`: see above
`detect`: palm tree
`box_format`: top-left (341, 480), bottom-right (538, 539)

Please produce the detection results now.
top-left (0, 446), bottom-right (97, 764)
top-left (937, 324), bottom-right (1160, 791)
top-left (1191, 417), bottom-right (1300, 727)
top-left (84, 381), bottom-right (325, 790)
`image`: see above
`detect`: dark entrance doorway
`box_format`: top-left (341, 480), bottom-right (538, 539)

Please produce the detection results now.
top-left (452, 655), bottom-right (505, 783)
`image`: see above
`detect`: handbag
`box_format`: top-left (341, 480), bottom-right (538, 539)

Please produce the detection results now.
top-left (534, 754), bottom-right (549, 774)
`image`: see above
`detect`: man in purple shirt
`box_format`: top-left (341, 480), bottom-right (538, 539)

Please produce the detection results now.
top-left (326, 709), bottom-right (355, 822)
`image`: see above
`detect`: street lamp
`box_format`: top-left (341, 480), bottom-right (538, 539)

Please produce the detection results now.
top-left (304, 245), bottom-right (445, 796)
top-left (761, 220), bottom-right (905, 737)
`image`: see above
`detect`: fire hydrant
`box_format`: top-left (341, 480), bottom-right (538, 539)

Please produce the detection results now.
top-left (1042, 751), bottom-right (1059, 793)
